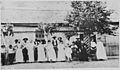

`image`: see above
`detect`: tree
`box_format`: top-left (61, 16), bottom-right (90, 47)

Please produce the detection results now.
top-left (66, 1), bottom-right (116, 35)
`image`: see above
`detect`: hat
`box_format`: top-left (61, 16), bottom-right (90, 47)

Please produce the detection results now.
top-left (48, 40), bottom-right (51, 42)
top-left (15, 39), bottom-right (18, 42)
top-left (1, 45), bottom-right (5, 48)
top-left (52, 36), bottom-right (56, 38)
top-left (23, 38), bottom-right (28, 41)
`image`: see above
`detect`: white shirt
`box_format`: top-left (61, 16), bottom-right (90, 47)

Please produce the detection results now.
top-left (1, 48), bottom-right (6, 53)
top-left (8, 49), bottom-right (14, 53)
top-left (91, 42), bottom-right (97, 47)
top-left (71, 45), bottom-right (77, 48)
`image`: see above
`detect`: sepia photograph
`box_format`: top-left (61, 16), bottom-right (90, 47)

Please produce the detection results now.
top-left (0, 0), bottom-right (119, 69)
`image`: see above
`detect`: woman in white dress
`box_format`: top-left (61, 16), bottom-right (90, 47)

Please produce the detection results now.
top-left (65, 44), bottom-right (72, 61)
top-left (96, 37), bottom-right (107, 60)
top-left (27, 40), bottom-right (34, 62)
top-left (57, 41), bottom-right (65, 61)
top-left (38, 41), bottom-right (46, 62)
top-left (15, 42), bottom-right (23, 63)
top-left (46, 40), bottom-right (56, 62)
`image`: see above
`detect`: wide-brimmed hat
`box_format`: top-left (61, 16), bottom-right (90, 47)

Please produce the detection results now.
top-left (15, 39), bottom-right (18, 42)
top-left (1, 45), bottom-right (5, 48)
top-left (48, 40), bottom-right (51, 42)
top-left (52, 36), bottom-right (56, 38)
top-left (23, 38), bottom-right (28, 41)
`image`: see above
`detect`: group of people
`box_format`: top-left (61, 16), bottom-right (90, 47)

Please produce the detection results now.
top-left (90, 37), bottom-right (107, 61)
top-left (1, 34), bottom-right (108, 66)
top-left (69, 35), bottom-right (107, 61)
top-left (1, 36), bottom-right (73, 66)
top-left (1, 24), bottom-right (14, 37)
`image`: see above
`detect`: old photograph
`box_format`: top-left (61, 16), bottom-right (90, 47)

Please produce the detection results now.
top-left (0, 0), bottom-right (119, 69)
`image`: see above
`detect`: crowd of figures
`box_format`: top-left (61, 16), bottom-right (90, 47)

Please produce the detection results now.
top-left (1, 35), bottom-right (107, 66)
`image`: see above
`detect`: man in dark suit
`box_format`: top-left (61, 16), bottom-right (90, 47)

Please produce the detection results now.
top-left (75, 38), bottom-right (82, 60)
top-left (52, 36), bottom-right (58, 59)
top-left (1, 45), bottom-right (7, 65)
top-left (22, 38), bottom-right (29, 63)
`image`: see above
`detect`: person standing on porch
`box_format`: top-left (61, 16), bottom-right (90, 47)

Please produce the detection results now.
top-left (27, 40), bottom-right (34, 62)
top-left (33, 41), bottom-right (38, 62)
top-left (21, 38), bottom-right (29, 63)
top-left (79, 40), bottom-right (89, 61)
top-left (1, 45), bottom-right (7, 65)
top-left (89, 39), bottom-right (97, 61)
top-left (52, 36), bottom-right (58, 59)
top-left (15, 40), bottom-right (23, 63)
top-left (46, 40), bottom-right (56, 62)
top-left (7, 45), bottom-right (14, 64)
top-left (57, 40), bottom-right (66, 61)
top-left (96, 37), bottom-right (107, 60)
top-left (65, 44), bottom-right (72, 62)
top-left (37, 40), bottom-right (46, 62)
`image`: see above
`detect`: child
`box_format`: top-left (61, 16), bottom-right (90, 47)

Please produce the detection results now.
top-left (8, 45), bottom-right (14, 64)
top-left (65, 45), bottom-right (72, 62)
top-left (1, 45), bottom-right (7, 65)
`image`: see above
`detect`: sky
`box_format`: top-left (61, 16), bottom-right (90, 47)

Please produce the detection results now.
top-left (105, 0), bottom-right (119, 21)
top-left (1, 0), bottom-right (119, 23)
top-left (1, 1), bottom-right (72, 23)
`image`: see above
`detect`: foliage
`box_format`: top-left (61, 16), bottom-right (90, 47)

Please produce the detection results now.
top-left (38, 22), bottom-right (57, 34)
top-left (64, 32), bottom-right (78, 40)
top-left (66, 1), bottom-right (116, 35)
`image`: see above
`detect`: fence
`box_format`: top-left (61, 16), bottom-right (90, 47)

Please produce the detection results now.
top-left (105, 43), bottom-right (119, 56)
top-left (104, 35), bottom-right (119, 56)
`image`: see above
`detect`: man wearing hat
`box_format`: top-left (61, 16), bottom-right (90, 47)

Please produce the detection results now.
top-left (21, 38), bottom-right (29, 63)
top-left (33, 40), bottom-right (38, 62)
top-left (52, 36), bottom-right (58, 59)
top-left (13, 39), bottom-right (19, 62)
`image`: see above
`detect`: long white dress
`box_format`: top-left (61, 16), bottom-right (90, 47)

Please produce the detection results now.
top-left (57, 43), bottom-right (65, 61)
top-left (16, 44), bottom-right (23, 62)
top-left (46, 43), bottom-right (56, 61)
top-left (65, 47), bottom-right (72, 59)
top-left (96, 41), bottom-right (107, 60)
top-left (38, 44), bottom-right (46, 61)
top-left (27, 42), bottom-right (34, 62)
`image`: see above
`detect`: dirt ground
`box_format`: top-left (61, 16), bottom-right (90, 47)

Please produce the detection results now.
top-left (1, 56), bottom-right (119, 69)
